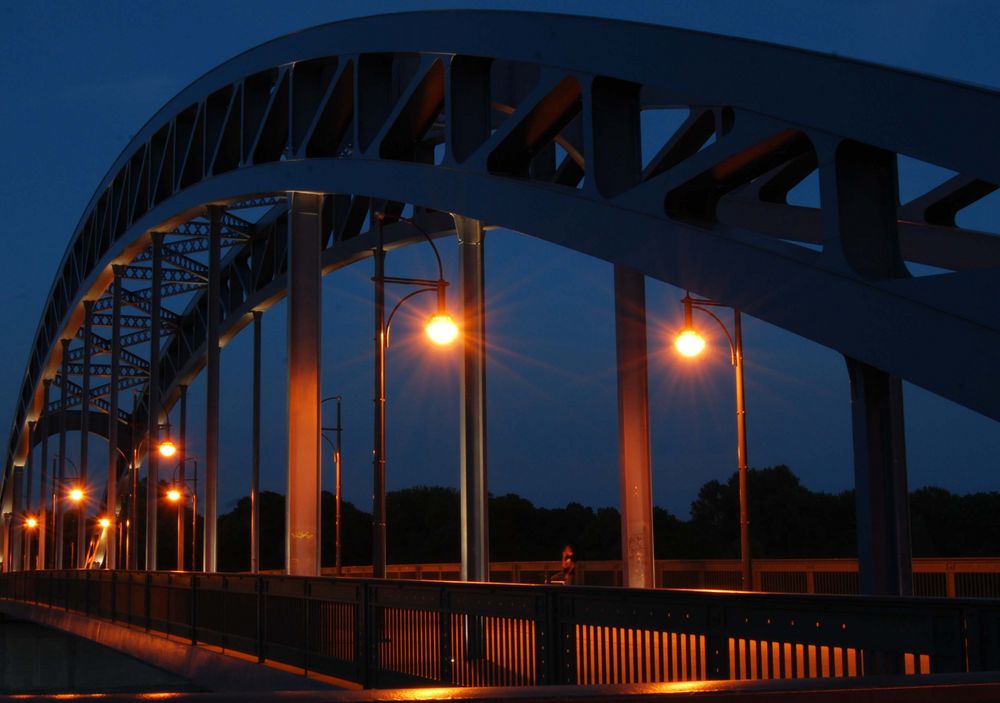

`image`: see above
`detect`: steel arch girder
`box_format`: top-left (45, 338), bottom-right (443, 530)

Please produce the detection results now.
top-left (55, 159), bottom-right (1000, 427)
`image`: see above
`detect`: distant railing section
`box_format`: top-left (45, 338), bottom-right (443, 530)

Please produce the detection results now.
top-left (3, 570), bottom-right (1000, 689)
top-left (335, 558), bottom-right (1000, 598)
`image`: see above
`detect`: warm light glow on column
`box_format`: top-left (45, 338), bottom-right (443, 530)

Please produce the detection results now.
top-left (425, 313), bottom-right (459, 345)
top-left (674, 329), bottom-right (706, 357)
top-left (158, 439), bottom-right (177, 458)
top-left (69, 488), bottom-right (84, 503)
top-left (166, 488), bottom-right (182, 502)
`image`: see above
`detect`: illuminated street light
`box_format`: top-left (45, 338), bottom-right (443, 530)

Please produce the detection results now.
top-left (166, 488), bottom-right (182, 503)
top-left (674, 329), bottom-right (706, 357)
top-left (371, 213), bottom-right (458, 579)
top-left (158, 439), bottom-right (177, 458)
top-left (68, 488), bottom-right (84, 503)
top-left (98, 517), bottom-right (111, 529)
top-left (23, 515), bottom-right (38, 571)
top-left (425, 312), bottom-right (459, 345)
top-left (675, 292), bottom-right (753, 591)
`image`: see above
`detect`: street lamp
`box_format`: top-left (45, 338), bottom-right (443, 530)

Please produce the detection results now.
top-left (164, 456), bottom-right (198, 571)
top-left (372, 213), bottom-right (459, 578)
top-left (322, 395), bottom-right (344, 575)
top-left (52, 454), bottom-right (83, 569)
top-left (674, 293), bottom-right (753, 591)
top-left (23, 516), bottom-right (37, 570)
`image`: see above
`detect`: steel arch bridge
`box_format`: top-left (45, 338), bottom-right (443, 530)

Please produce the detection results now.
top-left (3, 11), bottom-right (999, 589)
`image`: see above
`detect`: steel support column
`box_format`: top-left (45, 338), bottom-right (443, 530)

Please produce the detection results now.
top-left (39, 380), bottom-right (50, 570)
top-left (613, 266), bottom-right (655, 589)
top-left (11, 466), bottom-right (21, 571)
top-left (25, 423), bottom-right (34, 570)
top-left (847, 359), bottom-right (912, 596)
top-left (205, 208), bottom-right (221, 572)
top-left (178, 385), bottom-right (187, 571)
top-left (77, 301), bottom-right (93, 568)
top-left (2, 514), bottom-right (8, 573)
top-left (24, 424), bottom-right (34, 569)
top-left (373, 222), bottom-right (387, 579)
top-left (57, 339), bottom-right (69, 569)
top-left (106, 271), bottom-right (121, 570)
top-left (454, 216), bottom-right (489, 583)
top-left (147, 232), bottom-right (163, 571)
top-left (251, 310), bottom-right (262, 574)
top-left (820, 139), bottom-right (912, 598)
top-left (286, 192), bottom-right (322, 577)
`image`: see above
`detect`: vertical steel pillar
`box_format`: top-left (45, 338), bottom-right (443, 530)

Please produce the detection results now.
top-left (251, 310), bottom-right (262, 574)
top-left (177, 385), bottom-right (187, 571)
top-left (286, 192), bottom-right (322, 577)
top-left (147, 232), bottom-right (163, 571)
top-left (2, 514), bottom-right (9, 573)
top-left (78, 301), bottom-right (93, 568)
top-left (613, 266), bottom-right (655, 589)
top-left (11, 466), bottom-right (22, 571)
top-left (820, 139), bottom-right (912, 599)
top-left (107, 270), bottom-right (122, 570)
top-left (205, 208), bottom-right (221, 573)
top-left (453, 216), bottom-right (489, 583)
top-left (25, 423), bottom-right (34, 569)
top-left (129, 391), bottom-right (139, 570)
top-left (57, 338), bottom-right (70, 569)
top-left (39, 380), bottom-right (50, 569)
top-left (848, 360), bottom-right (912, 596)
top-left (372, 222), bottom-right (387, 579)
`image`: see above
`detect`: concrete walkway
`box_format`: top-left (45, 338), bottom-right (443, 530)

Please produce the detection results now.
top-left (0, 613), bottom-right (196, 694)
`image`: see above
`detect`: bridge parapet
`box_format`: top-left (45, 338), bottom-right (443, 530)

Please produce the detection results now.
top-left (3, 569), bottom-right (999, 688)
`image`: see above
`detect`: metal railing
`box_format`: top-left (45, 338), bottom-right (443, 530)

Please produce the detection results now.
top-left (336, 558), bottom-right (1000, 598)
top-left (3, 570), bottom-right (1000, 688)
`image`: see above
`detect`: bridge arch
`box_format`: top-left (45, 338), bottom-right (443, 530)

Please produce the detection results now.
top-left (4, 11), bottom-right (999, 589)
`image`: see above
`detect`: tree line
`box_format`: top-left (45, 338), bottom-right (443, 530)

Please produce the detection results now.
top-left (134, 465), bottom-right (1000, 571)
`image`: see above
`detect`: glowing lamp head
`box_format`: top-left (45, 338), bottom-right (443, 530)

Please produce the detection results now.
top-left (674, 329), bottom-right (706, 358)
top-left (98, 517), bottom-right (111, 529)
top-left (158, 439), bottom-right (177, 458)
top-left (425, 313), bottom-right (458, 346)
top-left (24, 517), bottom-right (37, 529)
top-left (68, 488), bottom-right (84, 503)
top-left (166, 488), bottom-right (182, 503)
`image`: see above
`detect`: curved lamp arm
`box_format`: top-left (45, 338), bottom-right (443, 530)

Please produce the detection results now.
top-left (684, 294), bottom-right (737, 365)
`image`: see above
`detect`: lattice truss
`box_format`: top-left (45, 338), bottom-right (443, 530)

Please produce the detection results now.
top-left (7, 13), bottom-right (1000, 486)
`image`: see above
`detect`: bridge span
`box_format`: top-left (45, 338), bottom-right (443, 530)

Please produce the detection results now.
top-left (0, 8), bottom-right (999, 698)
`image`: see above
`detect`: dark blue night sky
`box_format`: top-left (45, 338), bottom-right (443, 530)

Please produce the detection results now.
top-left (2, 1), bottom-right (999, 520)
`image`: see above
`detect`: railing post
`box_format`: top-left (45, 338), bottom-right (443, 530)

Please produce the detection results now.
top-left (190, 573), bottom-right (198, 645)
top-left (358, 581), bottom-right (371, 688)
top-left (537, 589), bottom-right (560, 685)
top-left (439, 586), bottom-right (452, 683)
top-left (303, 579), bottom-right (311, 675)
top-left (705, 605), bottom-right (730, 680)
top-left (256, 575), bottom-right (266, 663)
top-left (145, 572), bottom-right (151, 631)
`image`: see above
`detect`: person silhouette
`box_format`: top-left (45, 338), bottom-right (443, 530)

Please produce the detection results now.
top-left (546, 545), bottom-right (576, 585)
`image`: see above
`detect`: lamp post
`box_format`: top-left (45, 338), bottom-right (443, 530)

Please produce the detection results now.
top-left (372, 214), bottom-right (459, 578)
top-left (322, 395), bottom-right (343, 575)
top-left (165, 457), bottom-right (198, 571)
top-left (675, 293), bottom-right (752, 591)
top-left (52, 454), bottom-right (83, 569)
top-left (23, 516), bottom-right (37, 570)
